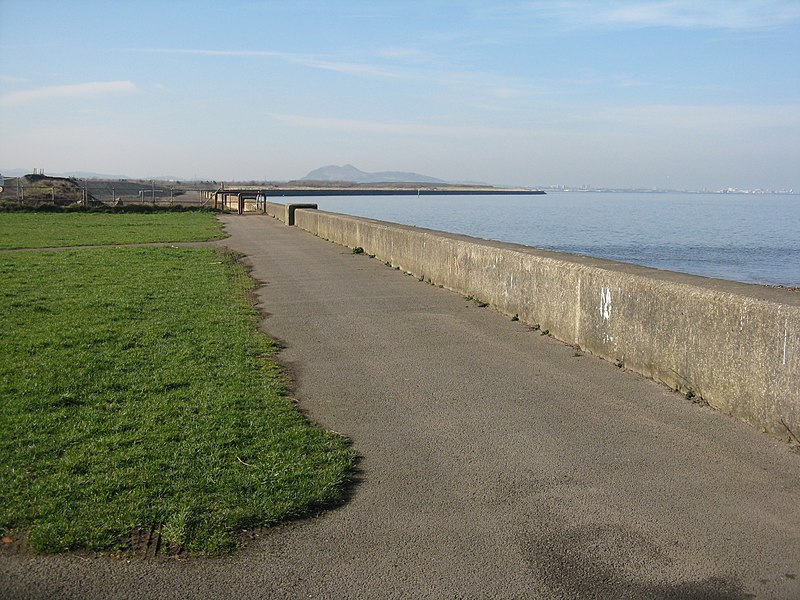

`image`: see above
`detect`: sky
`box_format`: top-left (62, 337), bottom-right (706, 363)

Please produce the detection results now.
top-left (0, 0), bottom-right (798, 190)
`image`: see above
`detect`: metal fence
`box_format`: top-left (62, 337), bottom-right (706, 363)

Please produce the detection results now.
top-left (0, 177), bottom-right (219, 208)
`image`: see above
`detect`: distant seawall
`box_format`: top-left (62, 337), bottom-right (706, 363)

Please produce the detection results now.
top-left (261, 189), bottom-right (545, 196)
top-left (208, 187), bottom-right (542, 213)
top-left (267, 202), bottom-right (800, 442)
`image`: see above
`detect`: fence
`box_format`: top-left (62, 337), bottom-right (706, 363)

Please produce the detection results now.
top-left (0, 177), bottom-right (219, 208)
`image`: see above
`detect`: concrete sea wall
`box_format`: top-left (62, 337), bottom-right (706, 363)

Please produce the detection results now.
top-left (266, 202), bottom-right (286, 222)
top-left (268, 203), bottom-right (800, 441)
top-left (266, 202), bottom-right (318, 225)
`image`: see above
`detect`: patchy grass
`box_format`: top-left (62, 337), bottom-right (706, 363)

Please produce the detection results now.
top-left (0, 212), bottom-right (224, 249)
top-left (0, 247), bottom-right (355, 555)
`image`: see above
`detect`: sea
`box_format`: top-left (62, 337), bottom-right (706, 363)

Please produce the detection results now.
top-left (310, 191), bottom-right (800, 288)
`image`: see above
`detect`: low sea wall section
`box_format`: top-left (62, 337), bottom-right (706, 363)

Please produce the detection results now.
top-left (266, 202), bottom-right (318, 225)
top-left (266, 202), bottom-right (800, 442)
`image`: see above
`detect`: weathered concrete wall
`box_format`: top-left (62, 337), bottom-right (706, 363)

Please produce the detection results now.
top-left (292, 208), bottom-right (800, 442)
top-left (266, 201), bottom-right (287, 222)
top-left (266, 202), bottom-right (318, 225)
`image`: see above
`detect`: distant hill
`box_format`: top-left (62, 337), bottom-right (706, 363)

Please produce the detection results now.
top-left (302, 164), bottom-right (446, 184)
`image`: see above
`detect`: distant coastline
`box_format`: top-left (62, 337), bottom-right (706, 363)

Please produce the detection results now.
top-left (541, 186), bottom-right (796, 195)
top-left (1, 168), bottom-right (792, 196)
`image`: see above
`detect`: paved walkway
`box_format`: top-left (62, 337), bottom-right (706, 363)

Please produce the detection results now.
top-left (3, 214), bottom-right (800, 599)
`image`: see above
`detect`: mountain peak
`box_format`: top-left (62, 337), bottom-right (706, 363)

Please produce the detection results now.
top-left (302, 165), bottom-right (445, 184)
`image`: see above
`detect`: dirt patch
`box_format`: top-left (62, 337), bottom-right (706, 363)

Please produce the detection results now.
top-left (0, 526), bottom-right (189, 560)
top-left (115, 525), bottom-right (187, 559)
top-left (0, 530), bottom-right (32, 556)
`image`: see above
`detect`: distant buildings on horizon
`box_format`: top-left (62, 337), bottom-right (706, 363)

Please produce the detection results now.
top-left (539, 184), bottom-right (796, 195)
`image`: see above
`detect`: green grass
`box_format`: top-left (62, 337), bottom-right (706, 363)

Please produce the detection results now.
top-left (0, 246), bottom-right (355, 555)
top-left (0, 212), bottom-right (224, 249)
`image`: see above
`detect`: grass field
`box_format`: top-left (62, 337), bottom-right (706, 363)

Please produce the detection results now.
top-left (0, 211), bottom-right (225, 249)
top-left (0, 218), bottom-right (354, 555)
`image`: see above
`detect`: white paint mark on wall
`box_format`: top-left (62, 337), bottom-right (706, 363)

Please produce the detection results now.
top-left (600, 287), bottom-right (612, 321)
top-left (503, 273), bottom-right (514, 298)
top-left (575, 277), bottom-right (582, 342)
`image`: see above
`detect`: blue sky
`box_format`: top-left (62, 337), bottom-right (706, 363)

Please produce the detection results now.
top-left (1, 0), bottom-right (798, 189)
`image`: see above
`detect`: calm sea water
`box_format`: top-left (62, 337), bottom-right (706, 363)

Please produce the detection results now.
top-left (312, 192), bottom-right (800, 288)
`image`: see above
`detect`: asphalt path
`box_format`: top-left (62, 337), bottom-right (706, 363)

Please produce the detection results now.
top-left (3, 214), bottom-right (799, 599)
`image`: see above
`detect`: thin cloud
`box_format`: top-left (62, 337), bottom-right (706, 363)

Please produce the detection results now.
top-left (375, 47), bottom-right (438, 66)
top-left (489, 87), bottom-right (530, 99)
top-left (607, 1), bottom-right (800, 29)
top-left (123, 46), bottom-right (534, 95)
top-left (124, 47), bottom-right (406, 78)
top-left (291, 57), bottom-right (403, 78)
top-left (430, 67), bottom-right (539, 99)
top-left (377, 47), bottom-right (427, 60)
top-left (128, 48), bottom-right (286, 58)
top-left (519, 1), bottom-right (800, 31)
top-left (0, 75), bottom-right (29, 84)
top-left (0, 81), bottom-right (138, 107)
